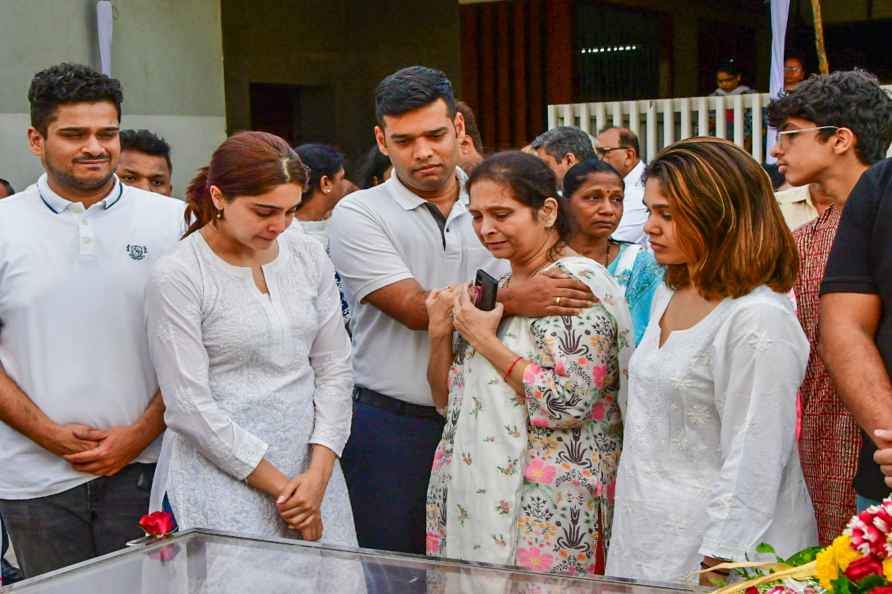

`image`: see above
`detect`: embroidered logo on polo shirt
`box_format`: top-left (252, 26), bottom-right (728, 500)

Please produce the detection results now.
top-left (126, 244), bottom-right (149, 261)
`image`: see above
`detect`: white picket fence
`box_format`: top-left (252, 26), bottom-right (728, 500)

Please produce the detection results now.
top-left (547, 86), bottom-right (892, 163)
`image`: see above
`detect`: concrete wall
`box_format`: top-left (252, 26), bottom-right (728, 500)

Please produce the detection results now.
top-left (220, 0), bottom-right (462, 167)
top-left (0, 0), bottom-right (227, 197)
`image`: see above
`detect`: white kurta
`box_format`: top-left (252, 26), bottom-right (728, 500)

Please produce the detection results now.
top-left (606, 285), bottom-right (817, 584)
top-left (145, 227), bottom-right (356, 546)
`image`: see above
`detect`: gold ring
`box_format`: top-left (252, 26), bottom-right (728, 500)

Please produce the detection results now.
top-left (555, 296), bottom-right (562, 306)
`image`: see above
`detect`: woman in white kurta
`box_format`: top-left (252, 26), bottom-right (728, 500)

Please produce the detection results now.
top-left (145, 131), bottom-right (356, 545)
top-left (606, 138), bottom-right (817, 585)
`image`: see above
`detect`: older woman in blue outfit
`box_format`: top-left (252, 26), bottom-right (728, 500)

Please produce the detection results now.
top-left (563, 159), bottom-right (663, 345)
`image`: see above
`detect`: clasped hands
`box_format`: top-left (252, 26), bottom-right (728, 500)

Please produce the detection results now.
top-left (275, 470), bottom-right (327, 541)
top-left (426, 284), bottom-right (503, 348)
top-left (57, 422), bottom-right (148, 477)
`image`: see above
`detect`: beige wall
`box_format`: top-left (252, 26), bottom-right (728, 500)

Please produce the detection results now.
top-left (0, 0), bottom-right (227, 196)
top-left (220, 0), bottom-right (462, 165)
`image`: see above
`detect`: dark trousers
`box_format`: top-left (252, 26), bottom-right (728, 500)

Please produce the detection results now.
top-left (0, 463), bottom-right (155, 578)
top-left (342, 398), bottom-right (445, 554)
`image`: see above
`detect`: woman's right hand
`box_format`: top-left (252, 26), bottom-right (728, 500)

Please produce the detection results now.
top-left (426, 285), bottom-right (461, 338)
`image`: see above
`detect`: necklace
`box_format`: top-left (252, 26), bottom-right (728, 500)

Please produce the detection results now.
top-left (601, 241), bottom-right (613, 268)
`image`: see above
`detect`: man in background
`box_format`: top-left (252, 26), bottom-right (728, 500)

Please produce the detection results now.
top-left (0, 179), bottom-right (13, 199)
top-left (529, 125), bottom-right (596, 188)
top-left (455, 100), bottom-right (484, 172)
top-left (117, 129), bottom-right (173, 196)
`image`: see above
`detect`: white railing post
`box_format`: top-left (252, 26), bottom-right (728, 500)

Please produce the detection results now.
top-left (645, 101), bottom-right (657, 162)
top-left (697, 96), bottom-right (709, 136)
top-left (548, 86), bottom-right (892, 162)
top-left (594, 102), bottom-right (607, 135)
top-left (628, 100), bottom-right (641, 140)
top-left (732, 94), bottom-right (745, 147)
top-left (611, 102), bottom-right (623, 128)
top-left (751, 94), bottom-right (764, 163)
top-left (662, 99), bottom-right (674, 148)
top-left (680, 97), bottom-right (691, 140)
top-left (578, 102), bottom-right (591, 135)
top-left (714, 96), bottom-right (727, 139)
top-left (561, 104), bottom-right (573, 128)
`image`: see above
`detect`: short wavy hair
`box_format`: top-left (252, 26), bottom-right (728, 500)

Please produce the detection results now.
top-left (531, 126), bottom-right (596, 163)
top-left (28, 63), bottom-right (123, 137)
top-left (120, 129), bottom-right (172, 172)
top-left (767, 70), bottom-right (892, 165)
top-left (645, 137), bottom-right (798, 300)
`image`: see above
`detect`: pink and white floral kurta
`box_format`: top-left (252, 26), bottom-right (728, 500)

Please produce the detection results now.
top-left (426, 257), bottom-right (632, 577)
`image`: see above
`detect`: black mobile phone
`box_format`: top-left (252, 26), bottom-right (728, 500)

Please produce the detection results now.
top-left (474, 269), bottom-right (499, 311)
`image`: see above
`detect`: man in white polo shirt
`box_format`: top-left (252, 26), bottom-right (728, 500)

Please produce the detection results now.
top-left (0, 63), bottom-right (184, 577)
top-left (329, 66), bottom-right (596, 561)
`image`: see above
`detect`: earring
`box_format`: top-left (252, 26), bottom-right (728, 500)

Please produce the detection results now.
top-left (215, 209), bottom-right (223, 220)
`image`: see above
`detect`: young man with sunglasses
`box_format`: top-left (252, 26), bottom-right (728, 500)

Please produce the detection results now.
top-left (767, 70), bottom-right (892, 544)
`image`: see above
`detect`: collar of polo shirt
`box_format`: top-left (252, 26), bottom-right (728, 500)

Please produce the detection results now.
top-left (37, 173), bottom-right (124, 214)
top-left (387, 167), bottom-right (470, 211)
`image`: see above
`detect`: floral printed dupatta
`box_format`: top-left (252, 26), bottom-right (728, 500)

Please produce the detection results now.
top-left (444, 257), bottom-right (633, 567)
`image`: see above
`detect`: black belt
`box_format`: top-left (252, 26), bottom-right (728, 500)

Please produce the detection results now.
top-left (354, 387), bottom-right (440, 419)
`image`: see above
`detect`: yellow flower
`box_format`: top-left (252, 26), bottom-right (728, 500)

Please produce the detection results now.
top-left (832, 535), bottom-right (861, 572)
top-left (815, 546), bottom-right (838, 590)
top-left (884, 558), bottom-right (892, 581)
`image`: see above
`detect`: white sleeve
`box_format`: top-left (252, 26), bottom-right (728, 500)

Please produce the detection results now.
top-left (698, 300), bottom-right (808, 560)
top-left (145, 258), bottom-right (269, 480)
top-left (612, 185), bottom-right (648, 244)
top-left (307, 247), bottom-right (354, 457)
top-left (328, 197), bottom-right (414, 305)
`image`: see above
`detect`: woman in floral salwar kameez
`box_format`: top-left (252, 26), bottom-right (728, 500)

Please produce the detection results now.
top-left (424, 152), bottom-right (633, 577)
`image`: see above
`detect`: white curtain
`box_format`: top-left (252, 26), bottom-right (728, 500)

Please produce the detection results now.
top-left (97, 1), bottom-right (113, 76)
top-left (766, 0), bottom-right (790, 163)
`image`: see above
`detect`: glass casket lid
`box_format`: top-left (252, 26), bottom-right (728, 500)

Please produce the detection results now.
top-left (0, 529), bottom-right (696, 594)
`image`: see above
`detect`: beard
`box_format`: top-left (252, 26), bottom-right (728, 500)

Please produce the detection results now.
top-left (45, 157), bottom-right (115, 193)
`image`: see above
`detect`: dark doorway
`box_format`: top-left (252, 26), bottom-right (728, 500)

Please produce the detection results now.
top-left (249, 83), bottom-right (336, 147)
top-left (698, 20), bottom-right (757, 95)
top-left (575, 3), bottom-right (662, 101)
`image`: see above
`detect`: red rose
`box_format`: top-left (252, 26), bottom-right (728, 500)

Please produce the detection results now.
top-left (745, 587), bottom-right (759, 594)
top-left (139, 511), bottom-right (176, 537)
top-left (868, 587), bottom-right (892, 594)
top-left (845, 556), bottom-right (884, 582)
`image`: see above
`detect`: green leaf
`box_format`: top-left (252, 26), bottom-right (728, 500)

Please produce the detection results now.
top-left (857, 575), bottom-right (886, 591)
top-left (832, 576), bottom-right (853, 594)
top-left (783, 546), bottom-right (824, 566)
top-left (756, 543), bottom-right (777, 555)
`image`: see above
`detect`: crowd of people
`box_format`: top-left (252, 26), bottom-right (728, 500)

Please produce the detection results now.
top-left (2, 58), bottom-right (892, 591)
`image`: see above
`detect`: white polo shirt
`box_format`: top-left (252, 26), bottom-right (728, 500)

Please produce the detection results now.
top-left (329, 170), bottom-right (508, 406)
top-left (0, 174), bottom-right (185, 499)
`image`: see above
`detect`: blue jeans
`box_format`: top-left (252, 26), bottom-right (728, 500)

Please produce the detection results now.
top-left (0, 463), bottom-right (154, 578)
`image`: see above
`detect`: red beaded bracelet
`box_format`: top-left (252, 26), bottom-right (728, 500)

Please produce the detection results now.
top-left (502, 356), bottom-right (524, 381)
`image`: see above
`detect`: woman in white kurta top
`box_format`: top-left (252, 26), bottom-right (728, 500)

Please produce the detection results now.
top-left (606, 285), bottom-right (816, 583)
top-left (145, 131), bottom-right (356, 546)
top-left (605, 137), bottom-right (817, 584)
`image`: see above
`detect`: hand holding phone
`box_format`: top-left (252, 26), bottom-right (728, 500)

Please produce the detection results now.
top-left (474, 269), bottom-right (499, 311)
